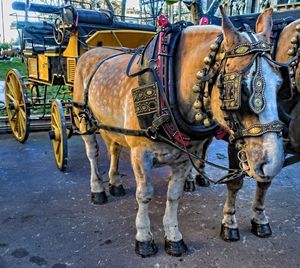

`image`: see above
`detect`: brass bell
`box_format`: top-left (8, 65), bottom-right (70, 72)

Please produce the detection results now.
top-left (210, 43), bottom-right (218, 51)
top-left (291, 36), bottom-right (298, 44)
top-left (204, 56), bottom-right (211, 65)
top-left (296, 24), bottom-right (300, 32)
top-left (288, 48), bottom-right (295, 56)
top-left (203, 118), bottom-right (211, 127)
top-left (193, 99), bottom-right (202, 109)
top-left (196, 71), bottom-right (204, 80)
top-left (192, 84), bottom-right (200, 93)
top-left (195, 113), bottom-right (203, 122)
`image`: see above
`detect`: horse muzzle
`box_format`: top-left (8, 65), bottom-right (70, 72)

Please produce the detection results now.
top-left (243, 133), bottom-right (284, 181)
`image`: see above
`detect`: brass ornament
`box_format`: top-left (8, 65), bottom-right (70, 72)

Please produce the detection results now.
top-left (195, 113), bottom-right (203, 122)
top-left (204, 56), bottom-right (211, 65)
top-left (193, 99), bottom-right (202, 109)
top-left (291, 36), bottom-right (298, 44)
top-left (203, 118), bottom-right (211, 127)
top-left (192, 84), bottom-right (200, 93)
top-left (248, 127), bottom-right (262, 135)
top-left (196, 71), bottom-right (204, 80)
top-left (210, 43), bottom-right (218, 51)
top-left (288, 48), bottom-right (295, 56)
top-left (235, 46), bottom-right (250, 54)
top-left (296, 24), bottom-right (300, 32)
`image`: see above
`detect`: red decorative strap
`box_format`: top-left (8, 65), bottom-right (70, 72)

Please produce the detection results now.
top-left (214, 126), bottom-right (228, 140)
top-left (157, 30), bottom-right (191, 146)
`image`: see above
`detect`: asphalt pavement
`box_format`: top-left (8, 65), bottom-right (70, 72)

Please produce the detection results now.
top-left (0, 132), bottom-right (299, 268)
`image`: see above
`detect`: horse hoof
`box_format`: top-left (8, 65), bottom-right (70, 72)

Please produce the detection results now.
top-left (109, 184), bottom-right (126, 196)
top-left (251, 219), bottom-right (272, 238)
top-left (135, 239), bottom-right (158, 257)
top-left (195, 175), bottom-right (210, 187)
top-left (220, 223), bottom-right (240, 241)
top-left (184, 180), bottom-right (195, 192)
top-left (91, 191), bottom-right (107, 205)
top-left (165, 238), bottom-right (188, 257)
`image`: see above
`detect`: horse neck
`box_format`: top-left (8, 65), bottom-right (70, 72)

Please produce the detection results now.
top-left (175, 26), bottom-right (222, 123)
top-left (276, 20), bottom-right (299, 62)
top-left (276, 19), bottom-right (300, 96)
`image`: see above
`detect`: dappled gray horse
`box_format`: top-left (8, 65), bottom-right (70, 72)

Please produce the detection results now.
top-left (73, 7), bottom-right (284, 257)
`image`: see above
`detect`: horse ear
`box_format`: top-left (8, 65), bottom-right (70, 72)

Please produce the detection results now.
top-left (255, 8), bottom-right (273, 41)
top-left (219, 5), bottom-right (239, 50)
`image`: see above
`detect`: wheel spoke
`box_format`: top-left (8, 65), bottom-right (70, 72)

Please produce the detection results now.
top-left (11, 76), bottom-right (21, 101)
top-left (53, 111), bottom-right (60, 127)
top-left (7, 82), bottom-right (15, 98)
top-left (11, 109), bottom-right (17, 120)
top-left (6, 93), bottom-right (15, 102)
top-left (55, 140), bottom-right (61, 155)
top-left (18, 113), bottom-right (25, 133)
top-left (19, 108), bottom-right (26, 119)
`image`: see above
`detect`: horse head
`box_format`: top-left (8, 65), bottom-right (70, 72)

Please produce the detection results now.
top-left (210, 7), bottom-right (284, 181)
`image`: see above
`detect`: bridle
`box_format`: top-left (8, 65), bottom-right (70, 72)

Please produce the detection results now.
top-left (196, 33), bottom-right (284, 146)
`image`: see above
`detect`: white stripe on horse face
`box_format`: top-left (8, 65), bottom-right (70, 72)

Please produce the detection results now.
top-left (243, 33), bottom-right (284, 178)
top-left (242, 33), bottom-right (282, 124)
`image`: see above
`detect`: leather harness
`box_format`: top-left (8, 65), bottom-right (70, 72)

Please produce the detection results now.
top-left (72, 21), bottom-right (289, 184)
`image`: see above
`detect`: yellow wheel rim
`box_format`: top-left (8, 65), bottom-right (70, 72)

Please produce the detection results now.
top-left (51, 99), bottom-right (68, 171)
top-left (5, 69), bottom-right (30, 143)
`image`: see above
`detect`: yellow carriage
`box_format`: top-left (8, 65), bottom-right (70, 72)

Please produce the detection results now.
top-left (5, 1), bottom-right (156, 170)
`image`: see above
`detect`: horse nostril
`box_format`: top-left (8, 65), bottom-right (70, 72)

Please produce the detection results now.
top-left (255, 161), bottom-right (267, 177)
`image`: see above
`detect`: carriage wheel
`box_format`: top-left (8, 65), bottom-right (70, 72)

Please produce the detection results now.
top-left (49, 99), bottom-right (68, 171)
top-left (5, 69), bottom-right (30, 143)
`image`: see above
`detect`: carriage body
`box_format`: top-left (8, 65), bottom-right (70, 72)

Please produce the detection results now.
top-left (4, 1), bottom-right (156, 168)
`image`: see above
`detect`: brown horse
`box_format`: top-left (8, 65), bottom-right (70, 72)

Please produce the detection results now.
top-left (73, 8), bottom-right (284, 257)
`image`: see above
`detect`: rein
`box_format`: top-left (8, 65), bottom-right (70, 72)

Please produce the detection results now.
top-left (72, 25), bottom-right (286, 185)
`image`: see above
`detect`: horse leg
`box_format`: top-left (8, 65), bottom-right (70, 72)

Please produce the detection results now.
top-left (131, 148), bottom-right (157, 257)
top-left (220, 143), bottom-right (244, 241)
top-left (194, 139), bottom-right (211, 187)
top-left (107, 141), bottom-right (126, 196)
top-left (164, 162), bottom-right (190, 256)
top-left (251, 181), bottom-right (272, 238)
top-left (183, 139), bottom-right (211, 192)
top-left (82, 133), bottom-right (107, 205)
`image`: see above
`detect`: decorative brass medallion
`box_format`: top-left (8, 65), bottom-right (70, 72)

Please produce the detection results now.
top-left (222, 72), bottom-right (242, 110)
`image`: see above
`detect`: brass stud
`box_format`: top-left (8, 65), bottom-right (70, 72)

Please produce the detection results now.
top-left (195, 113), bottom-right (203, 122)
top-left (192, 84), bottom-right (200, 93)
top-left (288, 48), bottom-right (295, 56)
top-left (193, 99), bottom-right (202, 109)
top-left (204, 56), bottom-right (211, 65)
top-left (203, 118), bottom-right (211, 127)
top-left (210, 43), bottom-right (218, 51)
top-left (291, 36), bottom-right (298, 44)
top-left (196, 71), bottom-right (204, 80)
top-left (296, 24), bottom-right (300, 32)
